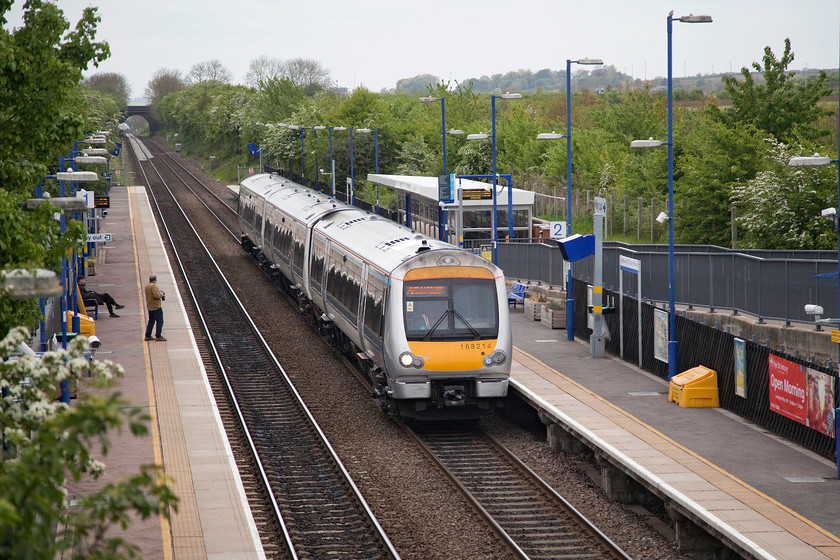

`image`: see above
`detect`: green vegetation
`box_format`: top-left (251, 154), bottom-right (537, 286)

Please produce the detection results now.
top-left (0, 3), bottom-right (177, 557)
top-left (150, 40), bottom-right (837, 251)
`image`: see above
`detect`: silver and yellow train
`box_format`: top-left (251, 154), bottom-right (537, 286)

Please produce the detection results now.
top-left (238, 173), bottom-right (511, 420)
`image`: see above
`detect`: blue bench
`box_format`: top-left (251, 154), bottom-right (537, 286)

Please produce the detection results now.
top-left (508, 281), bottom-right (527, 309)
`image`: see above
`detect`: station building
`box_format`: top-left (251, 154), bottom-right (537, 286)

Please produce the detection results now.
top-left (367, 174), bottom-right (536, 249)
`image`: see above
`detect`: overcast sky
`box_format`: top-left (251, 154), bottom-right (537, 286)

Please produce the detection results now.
top-left (7, 0), bottom-right (840, 99)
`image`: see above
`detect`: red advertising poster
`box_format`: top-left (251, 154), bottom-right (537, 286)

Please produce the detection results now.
top-left (806, 369), bottom-right (835, 438)
top-left (768, 354), bottom-right (806, 424)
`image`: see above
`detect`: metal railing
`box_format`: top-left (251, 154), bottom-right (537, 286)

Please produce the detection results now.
top-left (499, 240), bottom-right (840, 326)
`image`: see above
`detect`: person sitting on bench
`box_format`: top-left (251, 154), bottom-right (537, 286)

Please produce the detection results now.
top-left (77, 276), bottom-right (124, 317)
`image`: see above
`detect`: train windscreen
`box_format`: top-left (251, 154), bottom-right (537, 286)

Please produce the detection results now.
top-left (404, 278), bottom-right (498, 340)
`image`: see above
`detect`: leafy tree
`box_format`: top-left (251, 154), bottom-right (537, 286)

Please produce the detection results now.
top-left (396, 74), bottom-right (440, 94)
top-left (144, 68), bottom-right (187, 106)
top-left (83, 72), bottom-right (130, 109)
top-left (675, 113), bottom-right (768, 246)
top-left (395, 133), bottom-right (433, 175)
top-left (187, 59), bottom-right (233, 84)
top-left (0, 327), bottom-right (177, 559)
top-left (711, 39), bottom-right (832, 144)
top-left (732, 139), bottom-right (837, 249)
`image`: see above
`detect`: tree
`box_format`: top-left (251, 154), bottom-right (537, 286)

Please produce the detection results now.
top-left (244, 55), bottom-right (284, 89)
top-left (281, 57), bottom-right (331, 93)
top-left (83, 72), bottom-right (130, 109)
top-left (144, 68), bottom-right (187, 106)
top-left (0, 328), bottom-right (177, 559)
top-left (732, 139), bottom-right (837, 249)
top-left (396, 74), bottom-right (440, 94)
top-left (711, 39), bottom-right (832, 144)
top-left (187, 59), bottom-right (232, 84)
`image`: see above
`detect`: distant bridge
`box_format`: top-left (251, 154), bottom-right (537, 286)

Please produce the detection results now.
top-left (124, 105), bottom-right (159, 135)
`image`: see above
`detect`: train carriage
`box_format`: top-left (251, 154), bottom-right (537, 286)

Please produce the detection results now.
top-left (239, 173), bottom-right (511, 420)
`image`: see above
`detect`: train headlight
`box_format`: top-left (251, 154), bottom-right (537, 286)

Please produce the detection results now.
top-left (399, 352), bottom-right (425, 368)
top-left (483, 350), bottom-right (507, 367)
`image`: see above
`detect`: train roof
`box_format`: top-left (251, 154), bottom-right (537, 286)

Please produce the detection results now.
top-left (241, 173), bottom-right (352, 225)
top-left (314, 209), bottom-right (499, 279)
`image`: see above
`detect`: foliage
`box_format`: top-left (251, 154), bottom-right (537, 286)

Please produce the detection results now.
top-left (244, 55), bottom-right (284, 89)
top-left (732, 140), bottom-right (837, 249)
top-left (144, 68), bottom-right (187, 106)
top-left (712, 39), bottom-right (832, 144)
top-left (676, 113), bottom-right (768, 245)
top-left (396, 74), bottom-right (440, 94)
top-left (83, 72), bottom-right (130, 110)
top-left (0, 0), bottom-right (109, 192)
top-left (0, 327), bottom-right (177, 559)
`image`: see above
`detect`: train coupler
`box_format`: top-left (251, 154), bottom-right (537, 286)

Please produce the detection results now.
top-left (442, 386), bottom-right (466, 406)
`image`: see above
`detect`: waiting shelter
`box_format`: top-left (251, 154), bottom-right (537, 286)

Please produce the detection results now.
top-left (367, 174), bottom-right (535, 249)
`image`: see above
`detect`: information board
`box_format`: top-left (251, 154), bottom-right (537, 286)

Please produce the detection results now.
top-left (462, 189), bottom-right (492, 200)
top-left (94, 195), bottom-right (110, 208)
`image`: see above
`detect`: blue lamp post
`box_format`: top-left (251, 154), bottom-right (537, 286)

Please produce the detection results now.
top-left (333, 126), bottom-right (354, 204)
top-left (631, 11), bottom-right (711, 380)
top-left (420, 95), bottom-right (465, 240)
top-left (467, 92), bottom-right (522, 265)
top-left (314, 125), bottom-right (334, 196)
top-left (356, 128), bottom-right (379, 212)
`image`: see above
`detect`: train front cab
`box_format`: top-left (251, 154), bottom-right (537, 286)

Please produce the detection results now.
top-left (385, 261), bottom-right (511, 420)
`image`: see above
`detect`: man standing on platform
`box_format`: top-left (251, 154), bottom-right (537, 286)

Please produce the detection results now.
top-left (144, 274), bottom-right (166, 341)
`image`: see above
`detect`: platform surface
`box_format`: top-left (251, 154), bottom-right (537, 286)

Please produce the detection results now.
top-left (66, 185), bottom-right (265, 559)
top-left (509, 307), bottom-right (840, 560)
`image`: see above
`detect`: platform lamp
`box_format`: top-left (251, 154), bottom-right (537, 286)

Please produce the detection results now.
top-left (631, 11), bottom-right (712, 380)
top-left (314, 126), bottom-right (334, 196)
top-left (356, 128), bottom-right (379, 213)
top-left (467, 92), bottom-right (522, 265)
top-left (333, 126), bottom-right (354, 205)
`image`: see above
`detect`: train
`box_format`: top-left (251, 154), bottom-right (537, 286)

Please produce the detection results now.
top-left (238, 173), bottom-right (512, 420)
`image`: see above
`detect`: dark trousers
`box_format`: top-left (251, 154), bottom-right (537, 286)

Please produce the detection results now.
top-left (89, 291), bottom-right (119, 314)
top-left (145, 308), bottom-right (164, 338)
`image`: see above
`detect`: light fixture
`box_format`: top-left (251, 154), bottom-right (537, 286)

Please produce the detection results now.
top-left (656, 211), bottom-right (669, 223)
top-left (537, 131), bottom-right (566, 141)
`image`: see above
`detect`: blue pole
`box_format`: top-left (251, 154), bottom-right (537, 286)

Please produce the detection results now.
top-left (329, 127), bottom-right (334, 197)
top-left (491, 96), bottom-right (498, 265)
top-left (350, 128), bottom-right (354, 205)
top-left (667, 13), bottom-right (678, 380)
top-left (440, 98), bottom-right (447, 241)
top-left (565, 59), bottom-right (576, 340)
top-left (374, 130), bottom-right (380, 214)
top-left (300, 129), bottom-right (305, 185)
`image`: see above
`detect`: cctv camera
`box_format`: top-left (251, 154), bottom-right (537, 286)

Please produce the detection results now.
top-left (88, 335), bottom-right (101, 349)
top-left (656, 211), bottom-right (669, 224)
top-left (821, 207), bottom-right (837, 218)
top-left (805, 304), bottom-right (824, 315)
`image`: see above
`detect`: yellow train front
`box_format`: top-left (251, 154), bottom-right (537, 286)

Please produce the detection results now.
top-left (380, 249), bottom-right (512, 420)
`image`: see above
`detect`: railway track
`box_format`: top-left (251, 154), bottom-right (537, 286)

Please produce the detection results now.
top-left (129, 135), bottom-right (638, 560)
top-left (408, 423), bottom-right (632, 560)
top-left (128, 134), bottom-right (400, 560)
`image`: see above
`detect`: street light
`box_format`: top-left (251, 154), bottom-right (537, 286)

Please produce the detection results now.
top-left (788, 152), bottom-right (840, 361)
top-left (356, 128), bottom-right (379, 213)
top-left (314, 125), bottom-right (334, 196)
top-left (632, 12), bottom-right (711, 380)
top-left (333, 126), bottom-right (354, 204)
top-left (467, 92), bottom-right (521, 264)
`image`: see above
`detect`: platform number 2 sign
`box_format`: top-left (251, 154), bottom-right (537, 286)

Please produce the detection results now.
top-left (550, 221), bottom-right (568, 239)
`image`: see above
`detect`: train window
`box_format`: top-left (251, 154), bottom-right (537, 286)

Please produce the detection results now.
top-left (292, 223), bottom-right (306, 273)
top-left (310, 235), bottom-right (326, 293)
top-left (363, 270), bottom-right (386, 338)
top-left (326, 247), bottom-right (362, 321)
top-left (404, 278), bottom-right (498, 340)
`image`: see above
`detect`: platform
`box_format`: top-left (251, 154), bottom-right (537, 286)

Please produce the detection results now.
top-left (65, 186), bottom-right (265, 559)
top-left (509, 307), bottom-right (840, 560)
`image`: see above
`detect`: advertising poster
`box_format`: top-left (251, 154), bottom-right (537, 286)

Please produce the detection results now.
top-left (806, 368), bottom-right (835, 437)
top-left (653, 308), bottom-right (668, 363)
top-left (768, 354), bottom-right (806, 423)
top-left (734, 338), bottom-right (746, 398)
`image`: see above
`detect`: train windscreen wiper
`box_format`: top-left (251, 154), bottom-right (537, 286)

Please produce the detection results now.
top-left (423, 310), bottom-right (449, 341)
top-left (452, 309), bottom-right (481, 339)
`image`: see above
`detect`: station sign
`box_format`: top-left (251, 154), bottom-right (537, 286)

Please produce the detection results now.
top-left (461, 189), bottom-right (492, 200)
top-left (87, 233), bottom-right (112, 243)
top-left (594, 196), bottom-right (607, 216)
top-left (549, 221), bottom-right (567, 239)
top-left (438, 173), bottom-right (453, 203)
